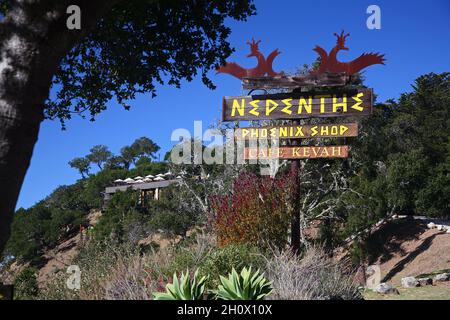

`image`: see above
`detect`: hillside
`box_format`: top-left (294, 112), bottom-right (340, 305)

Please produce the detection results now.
top-left (337, 217), bottom-right (450, 292)
top-left (372, 219), bottom-right (450, 285)
top-left (1, 211), bottom-right (102, 286)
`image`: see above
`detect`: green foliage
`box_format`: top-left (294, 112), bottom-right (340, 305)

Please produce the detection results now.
top-left (87, 145), bottom-right (112, 170)
top-left (14, 267), bottom-right (39, 300)
top-left (198, 244), bottom-right (263, 288)
top-left (118, 137), bottom-right (160, 169)
top-left (44, 183), bottom-right (90, 212)
top-left (153, 269), bottom-right (208, 300)
top-left (215, 267), bottom-right (272, 300)
top-left (44, 209), bottom-right (85, 246)
top-left (0, 0), bottom-right (10, 15)
top-left (68, 157), bottom-right (91, 178)
top-left (93, 189), bottom-right (141, 242)
top-left (341, 72), bottom-right (450, 248)
top-left (44, 0), bottom-right (256, 126)
top-left (120, 146), bottom-right (136, 170)
top-left (132, 137), bottom-right (160, 160)
top-left (5, 205), bottom-right (86, 261)
top-left (6, 207), bottom-right (48, 261)
top-left (81, 168), bottom-right (128, 208)
top-left (146, 186), bottom-right (198, 236)
top-left (378, 73), bottom-right (449, 217)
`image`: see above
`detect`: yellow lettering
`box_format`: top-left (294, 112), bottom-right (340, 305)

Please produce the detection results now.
top-left (331, 125), bottom-right (338, 135)
top-left (266, 99), bottom-right (278, 116)
top-left (279, 127), bottom-right (288, 137)
top-left (320, 126), bottom-right (329, 136)
top-left (311, 126), bottom-right (318, 137)
top-left (260, 128), bottom-right (267, 138)
top-left (351, 92), bottom-right (364, 111)
top-left (332, 94), bottom-right (347, 113)
top-left (250, 128), bottom-right (259, 138)
top-left (315, 95), bottom-right (331, 113)
top-left (340, 125), bottom-right (348, 135)
top-left (295, 126), bottom-right (304, 137)
top-left (292, 147), bottom-right (301, 157)
top-left (298, 97), bottom-right (312, 114)
top-left (281, 99), bottom-right (293, 115)
top-left (249, 100), bottom-right (260, 116)
top-left (270, 128), bottom-right (277, 137)
top-left (231, 99), bottom-right (245, 117)
top-left (241, 129), bottom-right (249, 138)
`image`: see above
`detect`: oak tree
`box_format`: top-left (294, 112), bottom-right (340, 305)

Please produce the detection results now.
top-left (0, 0), bottom-right (255, 253)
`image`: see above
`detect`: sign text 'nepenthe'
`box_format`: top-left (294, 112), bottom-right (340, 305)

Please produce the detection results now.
top-left (222, 89), bottom-right (373, 121)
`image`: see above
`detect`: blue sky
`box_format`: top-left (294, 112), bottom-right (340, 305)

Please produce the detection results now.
top-left (16, 0), bottom-right (450, 209)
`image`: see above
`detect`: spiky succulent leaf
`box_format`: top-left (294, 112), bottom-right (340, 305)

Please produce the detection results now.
top-left (153, 269), bottom-right (208, 300)
top-left (216, 267), bottom-right (273, 300)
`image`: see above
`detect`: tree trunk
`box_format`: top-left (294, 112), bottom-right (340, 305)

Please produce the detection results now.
top-left (0, 0), bottom-right (115, 254)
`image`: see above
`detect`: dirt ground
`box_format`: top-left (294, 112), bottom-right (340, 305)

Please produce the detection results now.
top-left (370, 219), bottom-right (450, 285)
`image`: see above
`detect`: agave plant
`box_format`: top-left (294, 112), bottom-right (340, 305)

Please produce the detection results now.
top-left (216, 267), bottom-right (273, 300)
top-left (153, 269), bottom-right (208, 300)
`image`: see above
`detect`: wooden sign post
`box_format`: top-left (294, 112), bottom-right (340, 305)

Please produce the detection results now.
top-left (217, 33), bottom-right (383, 253)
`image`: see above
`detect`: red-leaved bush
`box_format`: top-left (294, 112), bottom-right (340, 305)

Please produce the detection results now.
top-left (210, 171), bottom-right (296, 249)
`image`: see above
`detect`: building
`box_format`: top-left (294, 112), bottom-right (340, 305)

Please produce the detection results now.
top-left (103, 172), bottom-right (181, 206)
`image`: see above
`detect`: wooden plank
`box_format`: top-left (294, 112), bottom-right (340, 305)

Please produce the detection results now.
top-left (242, 72), bottom-right (349, 90)
top-left (235, 123), bottom-right (358, 140)
top-left (222, 88), bottom-right (373, 121)
top-left (244, 146), bottom-right (349, 160)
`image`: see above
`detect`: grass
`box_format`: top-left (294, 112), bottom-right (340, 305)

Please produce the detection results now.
top-left (363, 283), bottom-right (450, 300)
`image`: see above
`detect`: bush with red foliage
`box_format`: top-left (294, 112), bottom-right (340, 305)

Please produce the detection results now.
top-left (210, 171), bottom-right (296, 249)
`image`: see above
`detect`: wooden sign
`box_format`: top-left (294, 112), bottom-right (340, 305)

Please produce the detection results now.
top-left (244, 146), bottom-right (349, 160)
top-left (242, 73), bottom-right (349, 90)
top-left (222, 88), bottom-right (373, 121)
top-left (235, 123), bottom-right (358, 140)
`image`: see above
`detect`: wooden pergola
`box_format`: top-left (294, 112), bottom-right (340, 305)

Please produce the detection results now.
top-left (103, 179), bottom-right (181, 206)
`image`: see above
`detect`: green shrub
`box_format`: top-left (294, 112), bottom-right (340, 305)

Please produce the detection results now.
top-left (147, 200), bottom-right (194, 237)
top-left (14, 267), bottom-right (39, 300)
top-left (199, 244), bottom-right (264, 288)
top-left (93, 189), bottom-right (141, 242)
top-left (215, 267), bottom-right (272, 300)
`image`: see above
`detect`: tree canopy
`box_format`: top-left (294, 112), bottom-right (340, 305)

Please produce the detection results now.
top-left (1, 0), bottom-right (257, 126)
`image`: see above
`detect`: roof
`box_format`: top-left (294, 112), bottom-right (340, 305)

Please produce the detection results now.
top-left (105, 179), bottom-right (180, 194)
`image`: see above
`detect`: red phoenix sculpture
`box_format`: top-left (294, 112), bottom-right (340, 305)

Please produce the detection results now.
top-left (312, 31), bottom-right (385, 75)
top-left (216, 38), bottom-right (282, 79)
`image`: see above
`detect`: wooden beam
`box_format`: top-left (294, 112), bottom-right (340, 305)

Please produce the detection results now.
top-left (242, 73), bottom-right (349, 90)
